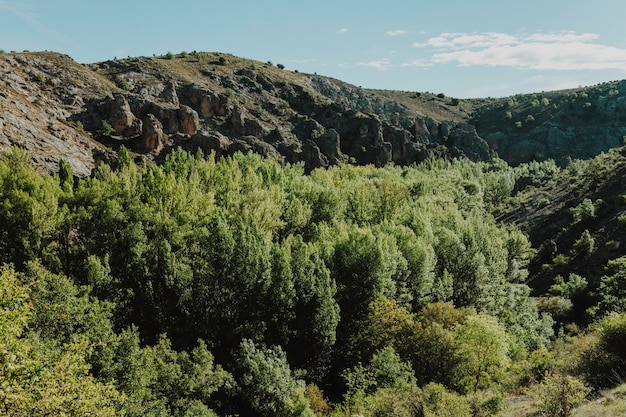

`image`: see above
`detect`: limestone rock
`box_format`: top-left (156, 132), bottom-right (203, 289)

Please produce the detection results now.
top-left (105, 93), bottom-right (140, 136)
top-left (179, 105), bottom-right (200, 136)
top-left (160, 81), bottom-right (180, 106)
top-left (189, 130), bottom-right (231, 158)
top-left (140, 113), bottom-right (164, 153)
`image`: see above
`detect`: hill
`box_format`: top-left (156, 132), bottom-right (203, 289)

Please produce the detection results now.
top-left (2, 50), bottom-right (626, 178)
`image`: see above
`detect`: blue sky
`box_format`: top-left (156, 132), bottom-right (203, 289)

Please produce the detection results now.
top-left (1, 0), bottom-right (625, 98)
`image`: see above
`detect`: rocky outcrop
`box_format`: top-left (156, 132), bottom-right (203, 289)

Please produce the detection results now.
top-left (179, 105), bottom-right (200, 136)
top-left (104, 93), bottom-right (142, 136)
top-left (189, 130), bottom-right (231, 158)
top-left (5, 51), bottom-right (626, 177)
top-left (141, 114), bottom-right (164, 152)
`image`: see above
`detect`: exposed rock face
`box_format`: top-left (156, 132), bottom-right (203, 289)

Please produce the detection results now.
top-left (4, 51), bottom-right (626, 177)
top-left (160, 81), bottom-right (180, 106)
top-left (105, 93), bottom-right (142, 136)
top-left (179, 105), bottom-right (200, 136)
top-left (189, 130), bottom-right (231, 158)
top-left (141, 114), bottom-right (164, 153)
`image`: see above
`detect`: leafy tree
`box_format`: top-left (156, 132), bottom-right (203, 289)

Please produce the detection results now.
top-left (596, 256), bottom-right (626, 316)
top-left (0, 265), bottom-right (124, 416)
top-left (368, 346), bottom-right (417, 390)
top-left (421, 383), bottom-right (471, 417)
top-left (233, 339), bottom-right (314, 417)
top-left (0, 147), bottom-right (64, 269)
top-left (454, 314), bottom-right (510, 393)
top-left (578, 313), bottom-right (626, 387)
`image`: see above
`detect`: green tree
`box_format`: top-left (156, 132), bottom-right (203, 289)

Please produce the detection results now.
top-left (234, 339), bottom-right (314, 417)
top-left (0, 147), bottom-right (64, 269)
top-left (0, 266), bottom-right (124, 416)
top-left (579, 313), bottom-right (626, 387)
top-left (596, 256), bottom-right (626, 316)
top-left (454, 314), bottom-right (510, 393)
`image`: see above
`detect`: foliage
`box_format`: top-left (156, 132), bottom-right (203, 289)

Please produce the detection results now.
top-left (578, 313), bottom-right (626, 387)
top-left (0, 265), bottom-right (125, 416)
top-left (535, 374), bottom-right (589, 417)
top-left (454, 314), bottom-right (510, 393)
top-left (101, 119), bottom-right (115, 136)
top-left (0, 147), bottom-right (560, 414)
top-left (234, 339), bottom-right (314, 417)
top-left (596, 256), bottom-right (626, 316)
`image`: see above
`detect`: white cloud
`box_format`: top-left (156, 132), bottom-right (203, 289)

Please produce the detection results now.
top-left (387, 30), bottom-right (407, 36)
top-left (413, 31), bottom-right (626, 71)
top-left (289, 58), bottom-right (317, 64)
top-left (400, 59), bottom-right (431, 68)
top-left (336, 28), bottom-right (349, 34)
top-left (358, 59), bottom-right (392, 71)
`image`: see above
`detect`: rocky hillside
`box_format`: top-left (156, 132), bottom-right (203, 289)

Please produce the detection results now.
top-left (1, 50), bottom-right (626, 177)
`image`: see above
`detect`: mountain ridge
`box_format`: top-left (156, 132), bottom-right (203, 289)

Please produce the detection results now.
top-left (2, 50), bottom-right (625, 177)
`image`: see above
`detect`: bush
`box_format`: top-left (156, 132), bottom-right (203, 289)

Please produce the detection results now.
top-left (113, 75), bottom-right (130, 91)
top-left (422, 383), bottom-right (471, 417)
top-left (570, 198), bottom-right (596, 223)
top-left (573, 230), bottom-right (595, 257)
top-left (101, 120), bottom-right (114, 136)
top-left (579, 313), bottom-right (626, 387)
top-left (535, 374), bottom-right (589, 417)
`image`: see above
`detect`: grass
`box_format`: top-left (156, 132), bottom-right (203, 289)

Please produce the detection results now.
top-left (502, 384), bottom-right (626, 417)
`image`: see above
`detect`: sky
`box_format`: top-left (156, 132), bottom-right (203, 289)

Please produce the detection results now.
top-left (1, 0), bottom-right (626, 98)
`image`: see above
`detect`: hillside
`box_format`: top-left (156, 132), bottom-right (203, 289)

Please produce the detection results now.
top-left (498, 147), bottom-right (626, 324)
top-left (4, 50), bottom-right (626, 416)
top-left (2, 50), bottom-right (626, 178)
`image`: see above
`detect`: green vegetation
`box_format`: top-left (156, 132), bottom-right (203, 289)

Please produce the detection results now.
top-left (113, 74), bottom-right (131, 91)
top-left (100, 119), bottom-right (114, 136)
top-left (2, 145), bottom-right (626, 415)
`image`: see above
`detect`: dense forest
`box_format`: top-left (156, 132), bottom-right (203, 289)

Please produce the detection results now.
top-left (1, 146), bottom-right (625, 416)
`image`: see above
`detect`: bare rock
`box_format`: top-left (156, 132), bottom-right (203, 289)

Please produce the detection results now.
top-left (105, 93), bottom-right (141, 136)
top-left (229, 135), bottom-right (283, 162)
top-left (140, 113), bottom-right (164, 153)
top-left (179, 105), bottom-right (200, 136)
top-left (190, 130), bottom-right (231, 158)
top-left (160, 81), bottom-right (180, 106)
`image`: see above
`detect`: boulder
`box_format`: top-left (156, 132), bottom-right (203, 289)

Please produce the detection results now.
top-left (160, 81), bottom-right (179, 106)
top-left (190, 130), bottom-right (231, 158)
top-left (140, 113), bottom-right (164, 153)
top-left (229, 135), bottom-right (283, 162)
top-left (105, 93), bottom-right (141, 136)
top-left (449, 123), bottom-right (490, 161)
top-left (179, 105), bottom-right (200, 136)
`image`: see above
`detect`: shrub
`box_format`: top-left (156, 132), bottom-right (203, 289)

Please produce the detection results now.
top-left (526, 114), bottom-right (535, 123)
top-left (113, 75), bottom-right (130, 91)
top-left (552, 254), bottom-right (568, 266)
top-left (535, 374), bottom-right (589, 417)
top-left (573, 230), bottom-right (595, 257)
top-left (277, 63), bottom-right (285, 69)
top-left (164, 51), bottom-right (174, 60)
top-left (570, 198), bottom-right (595, 223)
top-left (579, 313), bottom-right (626, 387)
top-left (422, 383), bottom-right (471, 417)
top-left (101, 120), bottom-right (114, 136)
